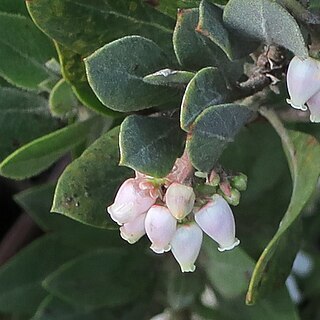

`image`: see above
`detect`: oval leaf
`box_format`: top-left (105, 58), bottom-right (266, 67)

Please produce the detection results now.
top-left (187, 104), bottom-right (253, 172)
top-left (223, 0), bottom-right (308, 59)
top-left (181, 67), bottom-right (230, 132)
top-left (120, 115), bottom-right (185, 177)
top-left (55, 43), bottom-right (120, 117)
top-left (52, 126), bottom-right (132, 228)
top-left (197, 0), bottom-right (258, 60)
top-left (85, 36), bottom-right (180, 112)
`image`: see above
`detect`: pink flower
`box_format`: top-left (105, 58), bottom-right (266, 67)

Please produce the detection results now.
top-left (195, 195), bottom-right (239, 252)
top-left (145, 205), bottom-right (177, 254)
top-left (107, 178), bottom-right (157, 225)
top-left (165, 183), bottom-right (195, 220)
top-left (120, 213), bottom-right (146, 244)
top-left (171, 222), bottom-right (203, 272)
top-left (286, 56), bottom-right (320, 111)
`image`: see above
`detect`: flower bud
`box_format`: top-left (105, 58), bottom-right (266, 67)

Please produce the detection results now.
top-left (107, 178), bottom-right (157, 225)
top-left (120, 213), bottom-right (146, 244)
top-left (194, 195), bottom-right (240, 252)
top-left (165, 183), bottom-right (195, 220)
top-left (286, 56), bottom-right (320, 111)
top-left (221, 188), bottom-right (241, 206)
top-left (307, 90), bottom-right (320, 123)
top-left (170, 222), bottom-right (203, 272)
top-left (230, 173), bottom-right (248, 191)
top-left (145, 205), bottom-right (177, 253)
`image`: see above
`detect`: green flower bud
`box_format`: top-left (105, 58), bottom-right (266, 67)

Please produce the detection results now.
top-left (219, 188), bottom-right (241, 206)
top-left (231, 173), bottom-right (248, 191)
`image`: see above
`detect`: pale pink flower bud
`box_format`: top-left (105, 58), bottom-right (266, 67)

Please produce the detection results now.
top-left (286, 56), bottom-right (320, 111)
top-left (307, 90), bottom-right (320, 123)
top-left (171, 222), bottom-right (203, 272)
top-left (107, 178), bottom-right (157, 225)
top-left (195, 195), bottom-right (240, 252)
top-left (165, 183), bottom-right (195, 220)
top-left (145, 205), bottom-right (177, 254)
top-left (120, 213), bottom-right (146, 244)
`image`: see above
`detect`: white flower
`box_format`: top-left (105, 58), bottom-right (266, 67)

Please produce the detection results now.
top-left (120, 213), bottom-right (146, 244)
top-left (307, 90), bottom-right (320, 123)
top-left (107, 178), bottom-right (157, 225)
top-left (195, 195), bottom-right (239, 252)
top-left (170, 222), bottom-right (203, 272)
top-left (145, 205), bottom-right (177, 254)
top-left (286, 56), bottom-right (320, 111)
top-left (165, 183), bottom-right (195, 220)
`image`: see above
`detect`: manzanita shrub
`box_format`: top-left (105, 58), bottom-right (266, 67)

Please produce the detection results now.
top-left (1, 0), bottom-right (320, 319)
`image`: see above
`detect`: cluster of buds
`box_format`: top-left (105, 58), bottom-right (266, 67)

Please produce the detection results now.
top-left (107, 167), bottom-right (245, 272)
top-left (286, 56), bottom-right (320, 122)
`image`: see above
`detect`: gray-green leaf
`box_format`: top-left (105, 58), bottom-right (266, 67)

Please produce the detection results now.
top-left (120, 115), bottom-right (185, 177)
top-left (223, 0), bottom-right (308, 59)
top-left (180, 67), bottom-right (230, 132)
top-left (85, 36), bottom-right (180, 112)
top-left (52, 126), bottom-right (132, 228)
top-left (187, 104), bottom-right (253, 172)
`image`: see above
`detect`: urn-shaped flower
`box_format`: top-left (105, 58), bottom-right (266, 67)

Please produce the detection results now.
top-left (286, 56), bottom-right (320, 111)
top-left (195, 195), bottom-right (239, 252)
top-left (165, 183), bottom-right (195, 220)
top-left (107, 178), bottom-right (157, 225)
top-left (171, 222), bottom-right (203, 272)
top-left (120, 213), bottom-right (146, 244)
top-left (145, 205), bottom-right (177, 253)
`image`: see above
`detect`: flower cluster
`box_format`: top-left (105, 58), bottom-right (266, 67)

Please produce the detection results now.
top-left (107, 171), bottom-right (240, 272)
top-left (286, 56), bottom-right (320, 122)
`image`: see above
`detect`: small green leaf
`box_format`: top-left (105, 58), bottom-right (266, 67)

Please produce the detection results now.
top-left (43, 249), bottom-right (153, 308)
top-left (49, 79), bottom-right (77, 118)
top-left (0, 118), bottom-right (96, 180)
top-left (223, 0), bottom-right (308, 59)
top-left (181, 67), bottom-right (230, 132)
top-left (143, 69), bottom-right (195, 87)
top-left (85, 36), bottom-right (180, 112)
top-left (27, 0), bottom-right (175, 57)
top-left (55, 44), bottom-right (119, 117)
top-left (0, 87), bottom-right (59, 161)
top-left (246, 110), bottom-right (320, 304)
top-left (0, 12), bottom-right (56, 90)
top-left (32, 296), bottom-right (116, 320)
top-left (52, 126), bottom-right (132, 228)
top-left (197, 0), bottom-right (258, 60)
top-left (0, 235), bottom-right (91, 314)
top-left (120, 115), bottom-right (185, 177)
top-left (187, 104), bottom-right (252, 172)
